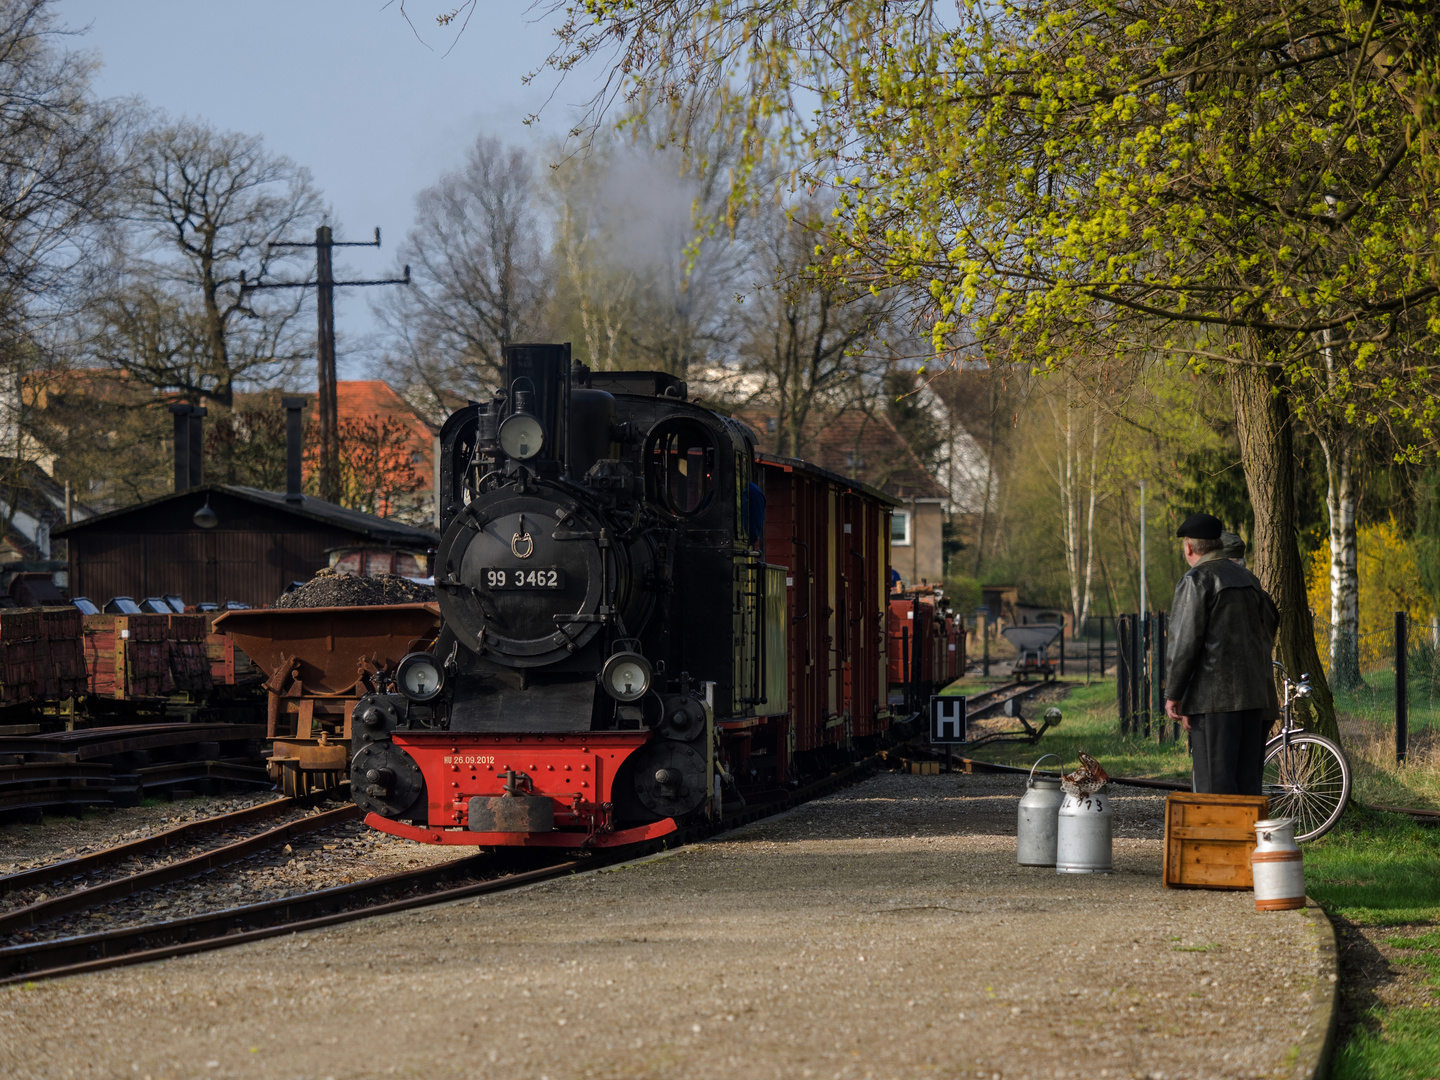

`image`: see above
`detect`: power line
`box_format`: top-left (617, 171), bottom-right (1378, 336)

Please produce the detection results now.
top-left (241, 226), bottom-right (410, 503)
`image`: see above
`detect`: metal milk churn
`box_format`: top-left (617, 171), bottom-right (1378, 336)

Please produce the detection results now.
top-left (1251, 818), bottom-right (1306, 911)
top-left (1017, 754), bottom-right (1065, 867)
top-left (1056, 785), bottom-right (1114, 874)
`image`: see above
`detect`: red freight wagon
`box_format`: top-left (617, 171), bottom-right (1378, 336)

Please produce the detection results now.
top-left (742, 453), bottom-right (896, 784)
top-left (887, 593), bottom-right (963, 712)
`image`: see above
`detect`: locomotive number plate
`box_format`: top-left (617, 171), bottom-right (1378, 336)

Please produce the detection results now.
top-left (482, 567), bottom-right (566, 590)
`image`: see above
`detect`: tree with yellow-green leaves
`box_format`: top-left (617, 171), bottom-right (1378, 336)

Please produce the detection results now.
top-left (530, 0), bottom-right (1440, 739)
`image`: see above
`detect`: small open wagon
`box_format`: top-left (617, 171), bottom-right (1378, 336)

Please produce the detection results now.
top-left (1001, 623), bottom-right (1062, 682)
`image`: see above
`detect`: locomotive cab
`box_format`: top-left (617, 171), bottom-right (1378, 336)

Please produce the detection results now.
top-left (352, 344), bottom-right (757, 848)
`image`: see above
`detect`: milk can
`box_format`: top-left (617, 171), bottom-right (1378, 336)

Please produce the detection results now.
top-left (1056, 785), bottom-right (1113, 874)
top-left (1251, 818), bottom-right (1306, 911)
top-left (1017, 754), bottom-right (1065, 866)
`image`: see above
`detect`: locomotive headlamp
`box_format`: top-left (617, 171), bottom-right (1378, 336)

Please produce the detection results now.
top-left (600, 651), bottom-right (652, 703)
top-left (498, 412), bottom-right (545, 460)
top-left (396, 652), bottom-right (444, 702)
top-left (498, 383), bottom-right (545, 461)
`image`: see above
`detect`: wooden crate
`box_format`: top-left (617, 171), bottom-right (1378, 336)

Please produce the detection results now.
top-left (1163, 792), bottom-right (1270, 890)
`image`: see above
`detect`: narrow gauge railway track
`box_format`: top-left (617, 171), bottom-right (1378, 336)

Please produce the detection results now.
top-left (961, 681), bottom-right (1057, 721)
top-left (0, 804), bottom-right (359, 934)
top-left (0, 793), bottom-right (335, 899)
top-left (952, 756), bottom-right (1189, 791)
top-left (0, 753), bottom-right (880, 986)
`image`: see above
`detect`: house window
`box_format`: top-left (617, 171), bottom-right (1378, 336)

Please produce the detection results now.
top-left (766, 417), bottom-right (778, 433)
top-left (844, 451), bottom-right (864, 471)
top-left (891, 510), bottom-right (911, 546)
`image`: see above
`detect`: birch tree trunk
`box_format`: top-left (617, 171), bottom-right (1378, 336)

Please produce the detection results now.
top-left (1080, 418), bottom-right (1099, 627)
top-left (1049, 385), bottom-right (1097, 633)
top-left (1231, 350), bottom-right (1339, 740)
top-left (1319, 430), bottom-right (1362, 690)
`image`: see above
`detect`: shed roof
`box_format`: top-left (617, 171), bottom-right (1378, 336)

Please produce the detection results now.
top-left (52, 484), bottom-right (438, 547)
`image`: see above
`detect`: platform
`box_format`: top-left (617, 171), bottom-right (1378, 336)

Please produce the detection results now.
top-left (0, 772), bottom-right (1334, 1079)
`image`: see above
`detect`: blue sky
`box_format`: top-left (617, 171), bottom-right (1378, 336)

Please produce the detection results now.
top-left (57, 1), bottom-right (591, 377)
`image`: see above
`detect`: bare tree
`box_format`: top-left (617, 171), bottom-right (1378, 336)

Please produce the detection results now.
top-left (376, 134), bottom-right (547, 416)
top-left (88, 117), bottom-right (324, 408)
top-left (545, 143), bottom-right (641, 373)
top-left (739, 200), bottom-right (887, 459)
top-left (0, 0), bottom-right (119, 535)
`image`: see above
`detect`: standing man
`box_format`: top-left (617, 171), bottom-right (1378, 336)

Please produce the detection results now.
top-left (1164, 513), bottom-right (1279, 795)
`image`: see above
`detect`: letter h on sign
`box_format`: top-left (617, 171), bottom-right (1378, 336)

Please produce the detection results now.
top-left (930, 696), bottom-right (966, 745)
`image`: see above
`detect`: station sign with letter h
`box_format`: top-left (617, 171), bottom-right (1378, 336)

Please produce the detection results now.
top-left (930, 696), bottom-right (967, 745)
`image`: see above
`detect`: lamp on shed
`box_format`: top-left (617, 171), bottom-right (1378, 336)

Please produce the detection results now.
top-left (193, 497), bottom-right (219, 529)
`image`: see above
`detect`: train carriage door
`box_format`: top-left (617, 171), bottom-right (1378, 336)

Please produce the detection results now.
top-left (839, 494), bottom-right (858, 733)
top-left (875, 509), bottom-right (887, 714)
top-left (825, 485), bottom-right (840, 726)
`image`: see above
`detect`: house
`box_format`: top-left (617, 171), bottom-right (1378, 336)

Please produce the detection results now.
top-left (740, 407), bottom-right (950, 586)
top-left (0, 459), bottom-right (93, 564)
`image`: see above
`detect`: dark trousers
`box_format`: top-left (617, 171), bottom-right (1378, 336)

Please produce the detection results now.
top-left (1190, 709), bottom-right (1267, 796)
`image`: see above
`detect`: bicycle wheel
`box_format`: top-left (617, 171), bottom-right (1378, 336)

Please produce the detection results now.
top-left (1262, 733), bottom-right (1352, 841)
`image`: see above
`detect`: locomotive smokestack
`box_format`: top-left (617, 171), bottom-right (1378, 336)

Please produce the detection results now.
top-left (282, 396), bottom-right (307, 502)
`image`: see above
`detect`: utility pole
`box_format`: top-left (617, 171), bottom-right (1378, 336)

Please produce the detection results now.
top-left (1138, 480), bottom-right (1147, 614)
top-left (241, 226), bottom-right (408, 503)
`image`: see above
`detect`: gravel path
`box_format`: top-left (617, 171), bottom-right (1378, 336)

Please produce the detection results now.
top-left (0, 771), bottom-right (1331, 1080)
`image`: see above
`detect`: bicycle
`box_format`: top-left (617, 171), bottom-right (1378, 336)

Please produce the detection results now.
top-left (1262, 664), bottom-right (1352, 841)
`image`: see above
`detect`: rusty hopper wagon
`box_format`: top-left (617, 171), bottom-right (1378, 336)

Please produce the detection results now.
top-left (1001, 623), bottom-right (1063, 682)
top-left (213, 604), bottom-right (441, 796)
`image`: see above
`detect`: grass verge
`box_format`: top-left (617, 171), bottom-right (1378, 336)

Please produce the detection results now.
top-left (1305, 808), bottom-right (1440, 1079)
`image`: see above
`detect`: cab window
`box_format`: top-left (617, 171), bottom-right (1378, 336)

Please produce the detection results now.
top-left (648, 420), bottom-right (717, 517)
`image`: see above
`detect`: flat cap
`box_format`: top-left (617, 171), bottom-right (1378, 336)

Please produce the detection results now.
top-left (1220, 531), bottom-right (1246, 560)
top-left (1176, 512), bottom-right (1223, 540)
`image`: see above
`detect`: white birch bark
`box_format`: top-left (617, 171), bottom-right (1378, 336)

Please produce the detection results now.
top-left (1321, 430), bottom-right (1362, 688)
top-left (1317, 325), bottom-right (1362, 690)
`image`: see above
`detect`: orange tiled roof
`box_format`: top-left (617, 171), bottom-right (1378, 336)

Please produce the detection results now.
top-left (337, 381), bottom-right (437, 440)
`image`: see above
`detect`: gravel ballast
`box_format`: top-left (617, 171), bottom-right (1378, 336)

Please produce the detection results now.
top-left (0, 771), bottom-right (1331, 1079)
top-left (275, 570), bottom-right (434, 608)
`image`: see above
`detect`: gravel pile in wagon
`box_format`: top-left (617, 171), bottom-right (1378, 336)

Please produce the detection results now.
top-left (275, 570), bottom-right (436, 609)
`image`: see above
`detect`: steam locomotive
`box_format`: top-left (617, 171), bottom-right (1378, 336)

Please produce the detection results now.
top-left (350, 343), bottom-right (946, 847)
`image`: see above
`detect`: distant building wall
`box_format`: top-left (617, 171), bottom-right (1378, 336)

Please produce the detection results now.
top-left (891, 498), bottom-right (944, 585)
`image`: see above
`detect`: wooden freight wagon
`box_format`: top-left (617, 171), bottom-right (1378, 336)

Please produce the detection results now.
top-left (0, 609), bottom-right (42, 706)
top-left (82, 614), bottom-right (173, 699)
top-left (166, 613), bottom-right (213, 694)
top-left (751, 453), bottom-right (896, 782)
top-left (38, 607), bottom-right (87, 700)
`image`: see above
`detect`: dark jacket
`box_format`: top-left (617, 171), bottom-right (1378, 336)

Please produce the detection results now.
top-left (1165, 550), bottom-right (1279, 717)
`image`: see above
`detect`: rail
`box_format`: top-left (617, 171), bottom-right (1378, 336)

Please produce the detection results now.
top-left (0, 751), bottom-right (881, 985)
